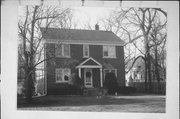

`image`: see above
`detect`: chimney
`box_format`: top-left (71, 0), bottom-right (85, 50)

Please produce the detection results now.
top-left (95, 24), bottom-right (99, 30)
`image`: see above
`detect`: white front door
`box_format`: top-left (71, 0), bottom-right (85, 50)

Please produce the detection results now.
top-left (84, 69), bottom-right (93, 88)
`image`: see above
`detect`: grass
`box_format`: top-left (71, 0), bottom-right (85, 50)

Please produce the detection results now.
top-left (17, 94), bottom-right (165, 113)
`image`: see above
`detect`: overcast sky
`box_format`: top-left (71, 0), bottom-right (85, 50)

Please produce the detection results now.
top-left (19, 6), bottom-right (116, 29)
top-left (71, 6), bottom-right (115, 30)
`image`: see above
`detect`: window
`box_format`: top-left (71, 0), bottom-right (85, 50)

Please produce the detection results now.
top-left (64, 44), bottom-right (70, 57)
top-left (103, 46), bottom-right (116, 58)
top-left (104, 69), bottom-right (117, 79)
top-left (56, 69), bottom-right (63, 82)
top-left (55, 68), bottom-right (71, 83)
top-left (55, 44), bottom-right (70, 57)
top-left (83, 45), bottom-right (89, 57)
top-left (55, 44), bottom-right (62, 57)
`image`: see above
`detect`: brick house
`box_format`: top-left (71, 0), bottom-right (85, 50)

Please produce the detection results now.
top-left (41, 25), bottom-right (125, 95)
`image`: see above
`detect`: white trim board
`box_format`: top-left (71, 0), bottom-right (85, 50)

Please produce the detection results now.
top-left (44, 39), bottom-right (124, 46)
top-left (76, 65), bottom-right (102, 69)
top-left (76, 57), bottom-right (102, 69)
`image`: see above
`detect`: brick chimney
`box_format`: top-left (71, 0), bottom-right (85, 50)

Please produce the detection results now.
top-left (95, 24), bottom-right (99, 30)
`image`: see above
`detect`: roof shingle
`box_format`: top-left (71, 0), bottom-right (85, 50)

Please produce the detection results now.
top-left (41, 28), bottom-right (124, 45)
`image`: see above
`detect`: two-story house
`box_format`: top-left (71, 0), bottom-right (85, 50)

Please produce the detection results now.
top-left (41, 25), bottom-right (125, 95)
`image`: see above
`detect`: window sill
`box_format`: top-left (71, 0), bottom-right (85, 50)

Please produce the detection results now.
top-left (56, 56), bottom-right (71, 58)
top-left (103, 56), bottom-right (117, 59)
top-left (83, 56), bottom-right (90, 58)
top-left (55, 81), bottom-right (69, 83)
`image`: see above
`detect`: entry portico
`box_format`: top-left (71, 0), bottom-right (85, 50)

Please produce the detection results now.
top-left (76, 57), bottom-right (103, 88)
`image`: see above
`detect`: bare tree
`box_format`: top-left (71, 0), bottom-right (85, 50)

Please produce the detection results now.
top-left (99, 7), bottom-right (167, 92)
top-left (149, 17), bottom-right (167, 93)
top-left (18, 6), bottom-right (73, 102)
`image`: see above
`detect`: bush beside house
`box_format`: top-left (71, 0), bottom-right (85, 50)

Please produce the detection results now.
top-left (48, 73), bottom-right (84, 95)
top-left (104, 72), bottom-right (119, 94)
top-left (117, 86), bottom-right (137, 94)
top-left (104, 72), bottom-right (137, 95)
top-left (48, 85), bottom-right (83, 95)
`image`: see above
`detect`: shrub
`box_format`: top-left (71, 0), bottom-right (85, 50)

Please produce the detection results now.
top-left (104, 72), bottom-right (119, 94)
top-left (48, 84), bottom-right (83, 95)
top-left (47, 73), bottom-right (84, 95)
top-left (17, 80), bottom-right (26, 97)
top-left (71, 74), bottom-right (84, 89)
top-left (117, 86), bottom-right (137, 94)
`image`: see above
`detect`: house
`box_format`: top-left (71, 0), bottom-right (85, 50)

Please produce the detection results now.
top-left (126, 56), bottom-right (166, 93)
top-left (41, 25), bottom-right (125, 95)
top-left (126, 57), bottom-right (145, 86)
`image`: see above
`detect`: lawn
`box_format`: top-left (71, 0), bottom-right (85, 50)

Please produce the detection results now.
top-left (17, 94), bottom-right (165, 113)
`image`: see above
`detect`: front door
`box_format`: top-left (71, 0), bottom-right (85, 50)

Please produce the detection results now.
top-left (84, 69), bottom-right (93, 88)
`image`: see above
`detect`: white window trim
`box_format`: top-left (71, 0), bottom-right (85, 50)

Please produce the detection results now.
top-left (55, 44), bottom-right (70, 58)
top-left (83, 44), bottom-right (89, 58)
top-left (55, 68), bottom-right (71, 83)
top-left (103, 45), bottom-right (116, 58)
top-left (104, 69), bottom-right (117, 79)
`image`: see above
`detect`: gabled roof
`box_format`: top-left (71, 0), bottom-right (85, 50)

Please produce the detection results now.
top-left (41, 28), bottom-right (124, 45)
top-left (76, 57), bottom-right (102, 68)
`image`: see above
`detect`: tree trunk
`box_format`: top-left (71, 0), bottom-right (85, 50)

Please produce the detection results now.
top-left (147, 50), bottom-right (152, 93)
top-left (144, 56), bottom-right (148, 92)
top-left (140, 9), bottom-right (149, 93)
top-left (144, 35), bottom-right (149, 93)
top-left (26, 68), bottom-right (33, 102)
top-left (155, 45), bottom-right (160, 93)
top-left (23, 6), bottom-right (31, 102)
top-left (25, 6), bottom-right (38, 102)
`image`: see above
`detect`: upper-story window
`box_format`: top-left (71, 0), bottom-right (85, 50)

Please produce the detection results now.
top-left (55, 44), bottom-right (70, 58)
top-left (103, 45), bottom-right (116, 58)
top-left (83, 45), bottom-right (89, 57)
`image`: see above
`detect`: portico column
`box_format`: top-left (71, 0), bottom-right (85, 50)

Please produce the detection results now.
top-left (100, 68), bottom-right (103, 87)
top-left (78, 68), bottom-right (81, 78)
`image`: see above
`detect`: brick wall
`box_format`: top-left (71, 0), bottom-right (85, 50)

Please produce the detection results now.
top-left (45, 43), bottom-right (125, 94)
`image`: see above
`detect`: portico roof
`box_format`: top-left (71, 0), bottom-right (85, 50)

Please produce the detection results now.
top-left (76, 57), bottom-right (102, 69)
